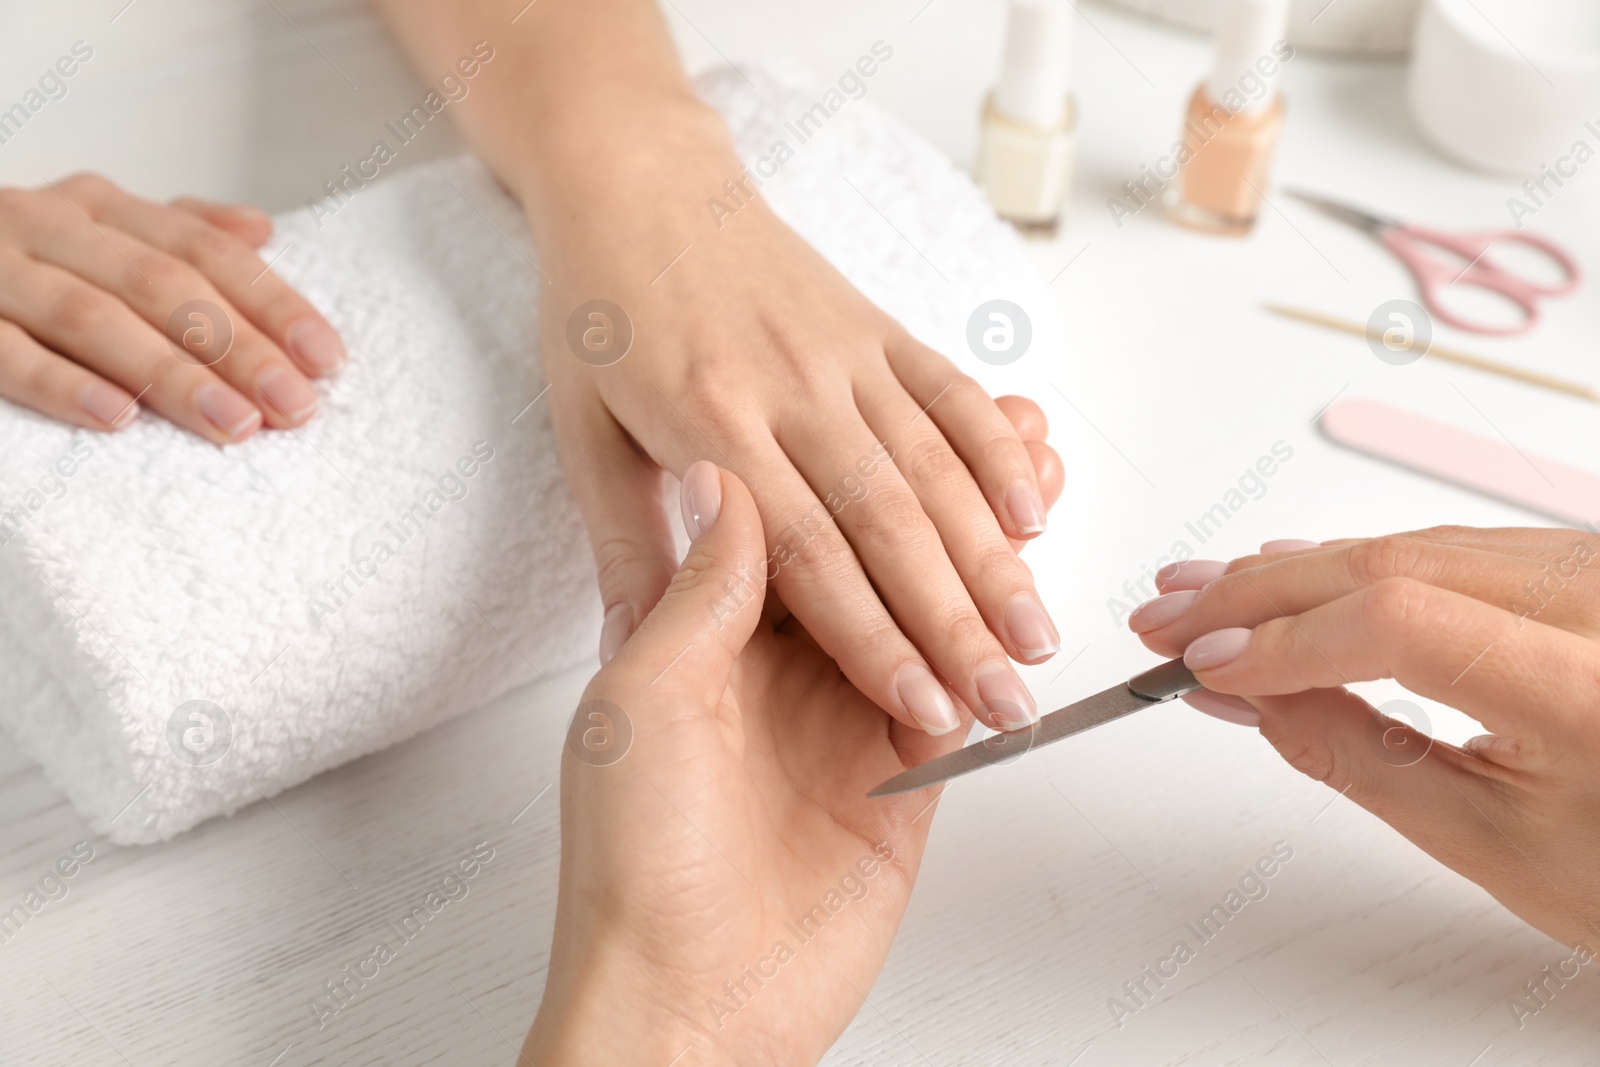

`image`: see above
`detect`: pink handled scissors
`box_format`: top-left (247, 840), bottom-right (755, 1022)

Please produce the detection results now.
top-left (1286, 189), bottom-right (1581, 336)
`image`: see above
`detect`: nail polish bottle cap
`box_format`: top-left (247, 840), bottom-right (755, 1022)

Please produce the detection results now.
top-left (995, 0), bottom-right (1072, 129)
top-left (1208, 0), bottom-right (1291, 115)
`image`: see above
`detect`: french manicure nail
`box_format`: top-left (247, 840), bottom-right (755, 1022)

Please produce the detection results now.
top-left (1128, 590), bottom-right (1198, 633)
top-left (1184, 627), bottom-right (1252, 670)
top-left (286, 318), bottom-right (346, 375)
top-left (256, 366), bottom-right (318, 424)
top-left (196, 383), bottom-right (262, 440)
top-left (1261, 539), bottom-right (1320, 553)
top-left (599, 602), bottom-right (631, 664)
top-left (1183, 689), bottom-right (1261, 727)
top-left (895, 662), bottom-right (960, 736)
top-left (80, 381), bottom-right (138, 429)
top-left (1005, 593), bottom-right (1059, 660)
top-left (1157, 560), bottom-right (1227, 591)
top-left (679, 460), bottom-right (722, 540)
top-left (1005, 482), bottom-right (1046, 536)
top-left (975, 659), bottom-right (1037, 729)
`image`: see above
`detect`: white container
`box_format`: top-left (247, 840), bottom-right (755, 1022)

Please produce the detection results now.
top-left (1408, 0), bottom-right (1600, 176)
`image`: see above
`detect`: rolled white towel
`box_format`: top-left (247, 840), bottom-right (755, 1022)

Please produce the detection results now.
top-left (0, 64), bottom-right (1057, 845)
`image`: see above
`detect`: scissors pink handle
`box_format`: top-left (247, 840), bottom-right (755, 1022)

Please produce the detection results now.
top-left (1382, 226), bottom-right (1582, 336)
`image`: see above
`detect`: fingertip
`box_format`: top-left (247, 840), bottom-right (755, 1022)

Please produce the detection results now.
top-left (79, 380), bottom-right (140, 431)
top-left (1261, 539), bottom-right (1322, 554)
top-left (285, 317), bottom-right (346, 377)
top-left (1024, 439), bottom-right (1063, 510)
top-left (679, 460), bottom-right (724, 541)
top-left (995, 395), bottom-right (1047, 440)
top-left (1182, 689), bottom-right (1262, 727)
top-left (599, 602), bottom-right (632, 664)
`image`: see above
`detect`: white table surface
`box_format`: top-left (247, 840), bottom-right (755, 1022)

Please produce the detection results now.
top-left (3, 1), bottom-right (1599, 1064)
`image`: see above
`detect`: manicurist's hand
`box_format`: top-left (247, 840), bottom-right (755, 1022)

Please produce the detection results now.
top-left (374, 0), bottom-right (1060, 739)
top-left (526, 437), bottom-right (1062, 1065)
top-left (0, 174), bottom-right (344, 442)
top-left (1131, 527), bottom-right (1600, 946)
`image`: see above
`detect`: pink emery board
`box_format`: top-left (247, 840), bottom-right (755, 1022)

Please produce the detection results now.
top-left (1320, 397), bottom-right (1600, 528)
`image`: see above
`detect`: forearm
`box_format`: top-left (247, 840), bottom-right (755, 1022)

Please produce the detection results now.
top-left (371, 0), bottom-right (740, 242)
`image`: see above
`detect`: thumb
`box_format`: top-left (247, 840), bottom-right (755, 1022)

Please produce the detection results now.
top-left (1252, 688), bottom-right (1506, 869)
top-left (605, 461), bottom-right (768, 704)
top-left (553, 399), bottom-right (679, 664)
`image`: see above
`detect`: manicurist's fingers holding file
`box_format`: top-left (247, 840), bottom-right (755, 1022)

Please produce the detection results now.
top-left (1131, 528), bottom-right (1600, 946)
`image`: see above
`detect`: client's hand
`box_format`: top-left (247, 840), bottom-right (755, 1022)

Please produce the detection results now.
top-left (538, 129), bottom-right (1060, 738)
top-left (0, 174), bottom-right (344, 442)
top-left (1131, 527), bottom-right (1600, 946)
top-left (525, 449), bottom-right (1061, 1066)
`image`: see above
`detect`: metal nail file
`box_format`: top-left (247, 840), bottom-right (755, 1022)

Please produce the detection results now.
top-left (868, 658), bottom-right (1201, 798)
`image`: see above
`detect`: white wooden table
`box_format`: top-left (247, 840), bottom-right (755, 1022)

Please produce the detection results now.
top-left (3, 2), bottom-right (1599, 1064)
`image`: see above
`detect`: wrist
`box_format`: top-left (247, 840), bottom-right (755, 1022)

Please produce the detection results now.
top-left (524, 938), bottom-right (738, 1067)
top-left (515, 92), bottom-right (744, 246)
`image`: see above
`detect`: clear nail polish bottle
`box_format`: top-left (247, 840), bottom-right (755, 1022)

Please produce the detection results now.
top-left (1168, 0), bottom-right (1293, 236)
top-left (977, 0), bottom-right (1076, 233)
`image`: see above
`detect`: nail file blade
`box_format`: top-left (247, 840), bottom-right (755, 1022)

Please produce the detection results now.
top-left (868, 658), bottom-right (1200, 798)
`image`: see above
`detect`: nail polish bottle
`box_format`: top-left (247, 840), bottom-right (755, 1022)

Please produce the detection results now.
top-left (977, 0), bottom-right (1076, 233)
top-left (1168, 0), bottom-right (1292, 236)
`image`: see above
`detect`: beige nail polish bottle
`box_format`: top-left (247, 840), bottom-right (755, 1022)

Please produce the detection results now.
top-left (1168, 0), bottom-right (1293, 236)
top-left (977, 0), bottom-right (1076, 233)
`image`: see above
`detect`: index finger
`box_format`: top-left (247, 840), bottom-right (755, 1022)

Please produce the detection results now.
top-left (81, 183), bottom-right (346, 377)
top-left (1183, 578), bottom-right (1600, 753)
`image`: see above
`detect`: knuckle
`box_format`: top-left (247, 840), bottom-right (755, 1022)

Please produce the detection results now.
top-left (1361, 577), bottom-right (1435, 636)
top-left (943, 372), bottom-right (987, 407)
top-left (903, 435), bottom-right (966, 492)
top-left (177, 225), bottom-right (242, 268)
top-left (592, 535), bottom-right (654, 600)
top-left (853, 488), bottom-right (932, 552)
top-left (49, 286), bottom-right (117, 334)
top-left (59, 171), bottom-right (112, 197)
top-left (151, 356), bottom-right (200, 394)
top-left (1265, 725), bottom-right (1344, 787)
top-left (0, 187), bottom-right (30, 216)
top-left (969, 540), bottom-right (1024, 589)
top-left (134, 252), bottom-right (192, 292)
top-left (939, 604), bottom-right (993, 654)
top-left (1411, 524), bottom-right (1475, 542)
top-left (1347, 535), bottom-right (1427, 586)
top-left (782, 516), bottom-right (851, 579)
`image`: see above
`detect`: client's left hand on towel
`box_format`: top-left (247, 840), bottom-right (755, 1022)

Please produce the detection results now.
top-left (0, 174), bottom-right (344, 442)
top-left (524, 446), bottom-right (1056, 1065)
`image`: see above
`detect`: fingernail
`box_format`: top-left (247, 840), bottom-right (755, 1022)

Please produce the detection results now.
top-left (895, 662), bottom-right (961, 736)
top-left (975, 659), bottom-right (1037, 729)
top-left (1004, 593), bottom-right (1059, 660)
top-left (1183, 689), bottom-right (1261, 727)
top-left (80, 381), bottom-right (138, 429)
top-left (231, 203), bottom-right (271, 224)
top-left (679, 460), bottom-right (722, 540)
top-left (1261, 539), bottom-right (1320, 553)
top-left (197, 383), bottom-right (262, 440)
top-left (1184, 627), bottom-right (1252, 670)
top-left (286, 318), bottom-right (346, 375)
top-left (1128, 590), bottom-right (1198, 633)
top-left (599, 602), bottom-right (631, 664)
top-left (1157, 560), bottom-right (1227, 590)
top-left (1005, 482), bottom-right (1046, 535)
top-left (255, 366), bottom-right (318, 424)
